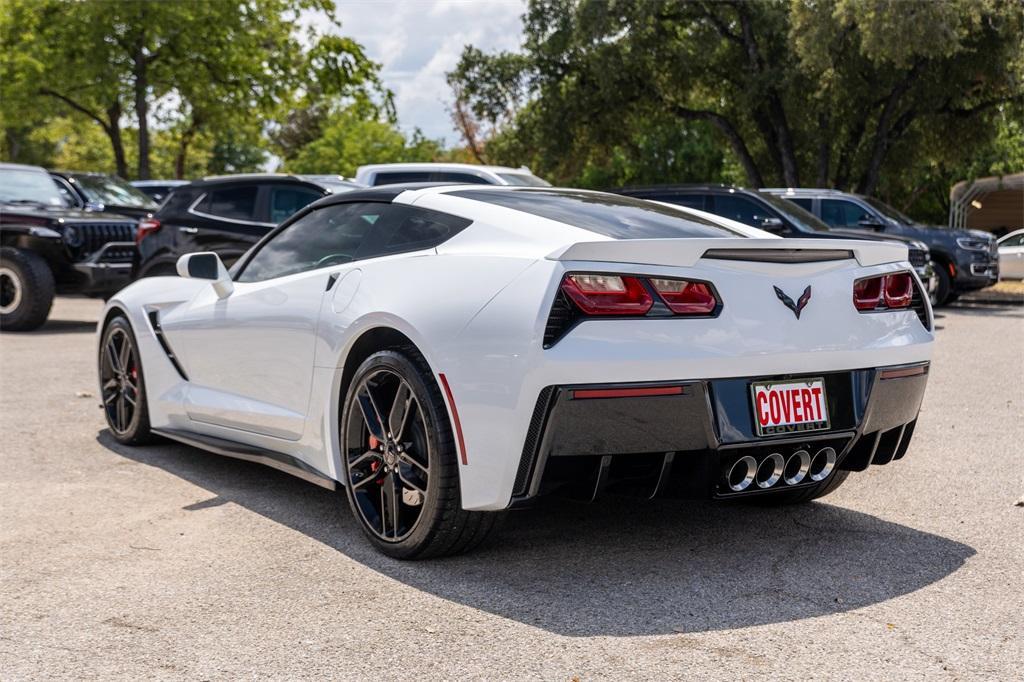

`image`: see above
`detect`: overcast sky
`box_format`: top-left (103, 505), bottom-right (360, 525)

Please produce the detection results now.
top-left (327, 0), bottom-right (527, 145)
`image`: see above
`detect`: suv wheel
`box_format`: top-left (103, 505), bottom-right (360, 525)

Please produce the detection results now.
top-left (933, 263), bottom-right (953, 307)
top-left (0, 247), bottom-right (55, 331)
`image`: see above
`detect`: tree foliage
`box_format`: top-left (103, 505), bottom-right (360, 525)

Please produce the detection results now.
top-left (281, 107), bottom-right (441, 176)
top-left (449, 0), bottom-right (1023, 218)
top-left (0, 0), bottom-right (391, 179)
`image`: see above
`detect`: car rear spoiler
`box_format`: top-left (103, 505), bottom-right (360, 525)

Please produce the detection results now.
top-left (548, 238), bottom-right (908, 268)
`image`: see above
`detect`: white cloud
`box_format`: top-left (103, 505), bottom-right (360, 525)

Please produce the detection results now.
top-left (324, 0), bottom-right (527, 144)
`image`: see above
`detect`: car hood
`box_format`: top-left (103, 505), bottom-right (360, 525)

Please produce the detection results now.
top-left (0, 204), bottom-right (137, 223)
top-left (898, 223), bottom-right (991, 241)
top-left (830, 227), bottom-right (927, 248)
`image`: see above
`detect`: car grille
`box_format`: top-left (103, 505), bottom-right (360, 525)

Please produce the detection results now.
top-left (908, 247), bottom-right (927, 267)
top-left (67, 222), bottom-right (137, 261)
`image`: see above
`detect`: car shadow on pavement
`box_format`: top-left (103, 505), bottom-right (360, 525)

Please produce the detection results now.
top-left (99, 431), bottom-right (975, 637)
top-left (24, 319), bottom-right (98, 334)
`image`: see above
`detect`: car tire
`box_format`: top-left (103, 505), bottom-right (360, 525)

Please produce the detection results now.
top-left (752, 469), bottom-right (850, 506)
top-left (934, 263), bottom-right (953, 307)
top-left (340, 347), bottom-right (502, 559)
top-left (0, 247), bottom-right (55, 331)
top-left (98, 316), bottom-right (154, 445)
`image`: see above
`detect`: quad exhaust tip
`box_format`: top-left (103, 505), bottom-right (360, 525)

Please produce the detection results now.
top-left (809, 447), bottom-right (837, 482)
top-left (727, 455), bottom-right (757, 492)
top-left (784, 449), bottom-right (811, 485)
top-left (725, 446), bottom-right (836, 492)
top-left (756, 453), bottom-right (784, 489)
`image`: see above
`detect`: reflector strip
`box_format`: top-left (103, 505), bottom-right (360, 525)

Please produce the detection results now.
top-left (572, 386), bottom-right (685, 400)
top-left (438, 373), bottom-right (468, 465)
top-left (879, 365), bottom-right (929, 380)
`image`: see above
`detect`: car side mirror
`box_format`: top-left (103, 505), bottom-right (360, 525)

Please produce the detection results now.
top-left (760, 217), bottom-right (786, 234)
top-left (176, 252), bottom-right (234, 299)
top-left (857, 217), bottom-right (884, 230)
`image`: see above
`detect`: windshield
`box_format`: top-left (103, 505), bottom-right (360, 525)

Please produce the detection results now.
top-left (862, 196), bottom-right (914, 225)
top-left (757, 192), bottom-right (831, 232)
top-left (0, 168), bottom-right (67, 206)
top-left (72, 174), bottom-right (156, 209)
top-left (496, 172), bottom-right (551, 187)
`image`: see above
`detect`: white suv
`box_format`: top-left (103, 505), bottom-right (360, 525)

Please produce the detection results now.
top-left (354, 163), bottom-right (550, 187)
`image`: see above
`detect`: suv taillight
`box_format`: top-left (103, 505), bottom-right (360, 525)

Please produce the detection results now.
top-left (136, 219), bottom-right (161, 245)
top-left (853, 272), bottom-right (913, 311)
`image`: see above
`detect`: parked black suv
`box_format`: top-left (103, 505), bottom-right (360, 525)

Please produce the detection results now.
top-left (50, 170), bottom-right (158, 220)
top-left (617, 185), bottom-right (937, 298)
top-left (763, 188), bottom-right (998, 304)
top-left (134, 174), bottom-right (335, 278)
top-left (0, 163), bottom-right (137, 330)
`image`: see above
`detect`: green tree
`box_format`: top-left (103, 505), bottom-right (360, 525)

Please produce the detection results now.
top-left (0, 0), bottom-right (387, 179)
top-left (282, 107), bottom-right (441, 176)
top-left (449, 0), bottom-right (1023, 199)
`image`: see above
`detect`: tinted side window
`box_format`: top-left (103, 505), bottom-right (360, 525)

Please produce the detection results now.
top-left (432, 172), bottom-right (491, 184)
top-left (198, 186), bottom-right (259, 221)
top-left (237, 203), bottom-right (380, 282)
top-left (373, 171), bottom-right (431, 185)
top-left (269, 186), bottom-right (323, 224)
top-left (711, 195), bottom-right (776, 226)
top-left (377, 205), bottom-right (472, 255)
top-left (820, 199), bottom-right (870, 227)
top-left (789, 197), bottom-right (813, 211)
top-left (645, 194), bottom-right (705, 210)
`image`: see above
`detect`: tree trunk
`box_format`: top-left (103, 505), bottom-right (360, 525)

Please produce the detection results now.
top-left (107, 103), bottom-right (128, 179)
top-left (133, 37), bottom-right (151, 180)
top-left (816, 113), bottom-right (830, 186)
top-left (676, 108), bottom-right (764, 187)
top-left (174, 118), bottom-right (200, 179)
top-left (856, 65), bottom-right (920, 195)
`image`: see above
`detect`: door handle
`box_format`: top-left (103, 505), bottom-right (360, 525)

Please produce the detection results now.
top-left (179, 227), bottom-right (199, 234)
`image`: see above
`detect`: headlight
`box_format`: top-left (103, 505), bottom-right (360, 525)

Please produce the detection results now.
top-left (956, 237), bottom-right (990, 252)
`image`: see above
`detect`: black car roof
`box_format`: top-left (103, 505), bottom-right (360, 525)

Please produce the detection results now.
top-left (616, 183), bottom-right (740, 194)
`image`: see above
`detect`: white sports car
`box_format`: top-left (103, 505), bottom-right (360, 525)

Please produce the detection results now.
top-left (96, 185), bottom-right (933, 558)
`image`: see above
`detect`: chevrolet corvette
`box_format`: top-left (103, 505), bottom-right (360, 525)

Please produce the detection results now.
top-left (96, 185), bottom-right (933, 558)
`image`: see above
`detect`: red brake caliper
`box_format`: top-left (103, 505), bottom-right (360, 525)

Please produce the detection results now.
top-left (369, 435), bottom-right (381, 477)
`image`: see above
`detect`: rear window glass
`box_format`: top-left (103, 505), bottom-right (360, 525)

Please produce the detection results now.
top-left (451, 189), bottom-right (743, 239)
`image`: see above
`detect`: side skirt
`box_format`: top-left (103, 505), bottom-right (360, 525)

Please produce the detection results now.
top-left (153, 428), bottom-right (337, 491)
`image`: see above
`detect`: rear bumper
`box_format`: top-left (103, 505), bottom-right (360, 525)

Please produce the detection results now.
top-left (509, 362), bottom-right (929, 506)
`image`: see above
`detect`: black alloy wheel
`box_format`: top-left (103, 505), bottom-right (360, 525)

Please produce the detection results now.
top-left (99, 317), bottom-right (153, 444)
top-left (341, 348), bottom-right (502, 559)
top-left (345, 366), bottom-right (431, 542)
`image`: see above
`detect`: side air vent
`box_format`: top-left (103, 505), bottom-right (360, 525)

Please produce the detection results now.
top-left (909, 279), bottom-right (931, 330)
top-left (147, 310), bottom-right (189, 380)
top-left (543, 290), bottom-right (579, 348)
top-left (703, 248), bottom-right (854, 263)
top-left (513, 386), bottom-right (555, 497)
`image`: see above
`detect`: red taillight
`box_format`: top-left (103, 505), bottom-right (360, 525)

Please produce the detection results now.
top-left (853, 276), bottom-right (882, 311)
top-left (883, 272), bottom-right (913, 308)
top-left (136, 219), bottom-right (161, 245)
top-left (561, 274), bottom-right (653, 316)
top-left (649, 278), bottom-right (717, 315)
top-left (854, 272), bottom-right (915, 311)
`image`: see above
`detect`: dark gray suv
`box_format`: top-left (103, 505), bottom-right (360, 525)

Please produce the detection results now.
top-left (763, 189), bottom-right (998, 305)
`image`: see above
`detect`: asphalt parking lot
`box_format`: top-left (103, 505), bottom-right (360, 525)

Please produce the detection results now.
top-left (2, 296), bottom-right (1022, 680)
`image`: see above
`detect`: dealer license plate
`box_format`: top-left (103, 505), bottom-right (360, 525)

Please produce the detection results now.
top-left (751, 378), bottom-right (830, 437)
